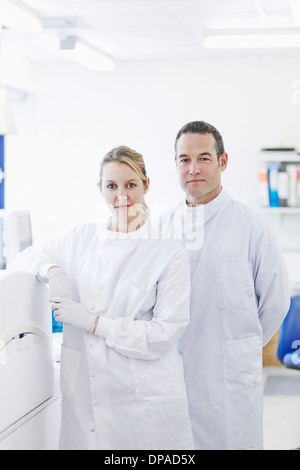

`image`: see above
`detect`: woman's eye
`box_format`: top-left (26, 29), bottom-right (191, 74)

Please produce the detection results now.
top-left (107, 184), bottom-right (116, 190)
top-left (128, 183), bottom-right (136, 188)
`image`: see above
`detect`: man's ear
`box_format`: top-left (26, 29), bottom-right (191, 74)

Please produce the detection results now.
top-left (219, 153), bottom-right (228, 172)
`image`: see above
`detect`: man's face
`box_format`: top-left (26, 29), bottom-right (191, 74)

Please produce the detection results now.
top-left (175, 132), bottom-right (228, 205)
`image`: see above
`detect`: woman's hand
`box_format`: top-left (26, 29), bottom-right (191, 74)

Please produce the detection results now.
top-left (48, 266), bottom-right (73, 299)
top-left (51, 297), bottom-right (99, 334)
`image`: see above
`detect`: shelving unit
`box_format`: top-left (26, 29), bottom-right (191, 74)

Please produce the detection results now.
top-left (259, 148), bottom-right (300, 211)
top-left (262, 207), bottom-right (300, 215)
top-left (259, 149), bottom-right (300, 365)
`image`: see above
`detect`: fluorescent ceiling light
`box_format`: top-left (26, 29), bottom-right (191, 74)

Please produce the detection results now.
top-left (60, 37), bottom-right (115, 72)
top-left (2, 0), bottom-right (42, 33)
top-left (203, 33), bottom-right (300, 49)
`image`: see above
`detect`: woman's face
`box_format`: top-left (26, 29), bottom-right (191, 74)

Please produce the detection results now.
top-left (100, 161), bottom-right (149, 229)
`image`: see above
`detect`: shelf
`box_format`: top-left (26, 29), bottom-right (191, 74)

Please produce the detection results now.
top-left (260, 150), bottom-right (300, 164)
top-left (262, 207), bottom-right (300, 215)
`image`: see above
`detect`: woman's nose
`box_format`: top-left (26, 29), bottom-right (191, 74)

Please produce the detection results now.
top-left (117, 195), bottom-right (128, 204)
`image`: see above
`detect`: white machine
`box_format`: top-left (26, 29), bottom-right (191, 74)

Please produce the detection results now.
top-left (0, 270), bottom-right (60, 450)
top-left (2, 211), bottom-right (33, 267)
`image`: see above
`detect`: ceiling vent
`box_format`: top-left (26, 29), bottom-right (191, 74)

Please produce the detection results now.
top-left (42, 17), bottom-right (90, 30)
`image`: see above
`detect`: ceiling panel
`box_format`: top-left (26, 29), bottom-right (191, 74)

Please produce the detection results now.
top-left (161, 0), bottom-right (259, 15)
top-left (2, 0), bottom-right (300, 66)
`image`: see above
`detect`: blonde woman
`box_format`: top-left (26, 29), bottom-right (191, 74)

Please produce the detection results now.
top-left (10, 146), bottom-right (194, 450)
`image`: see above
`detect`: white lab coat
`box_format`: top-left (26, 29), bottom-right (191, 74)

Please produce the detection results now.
top-left (159, 189), bottom-right (290, 450)
top-left (9, 221), bottom-right (194, 450)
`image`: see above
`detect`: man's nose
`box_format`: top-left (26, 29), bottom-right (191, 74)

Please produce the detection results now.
top-left (189, 161), bottom-right (200, 175)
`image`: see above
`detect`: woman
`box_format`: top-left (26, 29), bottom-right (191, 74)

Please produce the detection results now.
top-left (10, 146), bottom-right (194, 450)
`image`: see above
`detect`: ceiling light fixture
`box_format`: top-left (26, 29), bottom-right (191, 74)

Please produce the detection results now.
top-left (2, 0), bottom-right (42, 33)
top-left (203, 33), bottom-right (300, 49)
top-left (60, 37), bottom-right (115, 72)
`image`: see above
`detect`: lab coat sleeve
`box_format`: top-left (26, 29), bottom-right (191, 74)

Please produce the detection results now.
top-left (253, 219), bottom-right (290, 346)
top-left (7, 232), bottom-right (70, 282)
top-left (95, 247), bottom-right (191, 360)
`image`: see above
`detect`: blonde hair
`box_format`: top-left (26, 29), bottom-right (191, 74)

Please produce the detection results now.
top-left (99, 146), bottom-right (150, 215)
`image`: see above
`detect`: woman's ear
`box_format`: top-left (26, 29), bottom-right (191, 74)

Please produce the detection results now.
top-left (144, 178), bottom-right (150, 195)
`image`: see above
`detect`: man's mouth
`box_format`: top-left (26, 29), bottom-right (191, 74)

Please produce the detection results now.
top-left (187, 179), bottom-right (205, 183)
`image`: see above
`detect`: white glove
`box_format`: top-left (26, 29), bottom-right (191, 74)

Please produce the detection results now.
top-left (51, 297), bottom-right (97, 334)
top-left (48, 267), bottom-right (73, 300)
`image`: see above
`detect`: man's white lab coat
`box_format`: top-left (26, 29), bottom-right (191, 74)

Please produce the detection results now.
top-left (9, 221), bottom-right (194, 450)
top-left (160, 189), bottom-right (290, 450)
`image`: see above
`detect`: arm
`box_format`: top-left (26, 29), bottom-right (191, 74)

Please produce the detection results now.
top-left (52, 246), bottom-right (191, 361)
top-left (8, 234), bottom-right (73, 298)
top-left (253, 220), bottom-right (290, 346)
top-left (8, 238), bottom-right (65, 281)
top-left (95, 247), bottom-right (191, 360)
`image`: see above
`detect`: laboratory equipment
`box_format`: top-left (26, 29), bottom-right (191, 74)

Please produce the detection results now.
top-left (3, 211), bottom-right (32, 266)
top-left (0, 270), bottom-right (58, 448)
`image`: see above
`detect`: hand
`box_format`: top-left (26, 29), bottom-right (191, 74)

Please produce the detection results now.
top-left (48, 267), bottom-right (73, 299)
top-left (51, 297), bottom-right (97, 334)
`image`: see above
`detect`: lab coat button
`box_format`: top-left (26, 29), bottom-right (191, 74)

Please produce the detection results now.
top-left (98, 285), bottom-right (104, 292)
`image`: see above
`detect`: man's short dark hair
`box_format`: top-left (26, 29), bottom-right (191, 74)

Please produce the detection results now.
top-left (175, 121), bottom-right (225, 159)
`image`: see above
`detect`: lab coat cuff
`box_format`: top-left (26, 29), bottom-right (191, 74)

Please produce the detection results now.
top-left (95, 316), bottom-right (113, 339)
top-left (38, 262), bottom-right (61, 282)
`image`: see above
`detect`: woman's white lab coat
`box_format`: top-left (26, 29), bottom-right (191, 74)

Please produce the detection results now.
top-left (10, 221), bottom-right (194, 450)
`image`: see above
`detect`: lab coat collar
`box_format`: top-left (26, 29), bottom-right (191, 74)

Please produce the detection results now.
top-left (96, 217), bottom-right (157, 242)
top-left (183, 187), bottom-right (230, 221)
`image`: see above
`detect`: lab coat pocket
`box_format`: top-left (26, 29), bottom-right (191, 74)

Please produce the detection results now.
top-left (217, 262), bottom-right (255, 311)
top-left (222, 336), bottom-right (263, 449)
top-left (130, 350), bottom-right (184, 404)
top-left (131, 285), bottom-right (157, 318)
top-left (60, 344), bottom-right (82, 400)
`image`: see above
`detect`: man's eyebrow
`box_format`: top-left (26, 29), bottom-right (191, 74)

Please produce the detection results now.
top-left (178, 152), bottom-right (212, 158)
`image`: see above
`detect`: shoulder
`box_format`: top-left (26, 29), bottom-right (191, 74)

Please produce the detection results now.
top-left (62, 223), bottom-right (100, 244)
top-left (229, 197), bottom-right (269, 229)
top-left (140, 220), bottom-right (189, 260)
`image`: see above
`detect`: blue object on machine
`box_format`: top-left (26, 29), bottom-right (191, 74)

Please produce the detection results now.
top-left (277, 296), bottom-right (300, 370)
top-left (52, 310), bottom-right (63, 333)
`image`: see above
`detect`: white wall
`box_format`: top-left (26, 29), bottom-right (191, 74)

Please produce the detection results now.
top-left (4, 54), bottom-right (300, 247)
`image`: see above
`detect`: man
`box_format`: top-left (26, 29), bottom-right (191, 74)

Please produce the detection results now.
top-left (161, 121), bottom-right (290, 450)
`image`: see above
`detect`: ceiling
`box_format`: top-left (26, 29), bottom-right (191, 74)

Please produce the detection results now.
top-left (2, 0), bottom-right (300, 65)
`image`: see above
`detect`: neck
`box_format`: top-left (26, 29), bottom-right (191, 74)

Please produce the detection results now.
top-left (109, 214), bottom-right (146, 233)
top-left (186, 185), bottom-right (222, 207)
